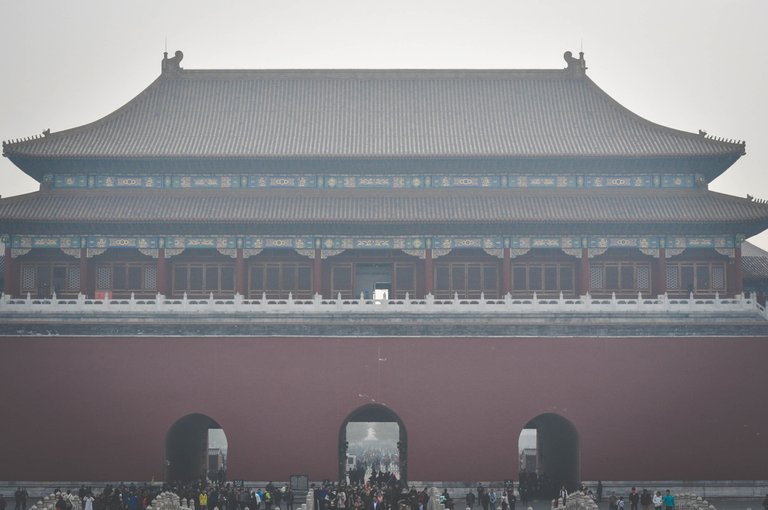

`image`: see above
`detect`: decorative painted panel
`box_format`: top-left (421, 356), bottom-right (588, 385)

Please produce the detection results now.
top-left (321, 237), bottom-right (426, 250)
top-left (322, 176), bottom-right (420, 188)
top-left (661, 175), bottom-right (695, 188)
top-left (87, 237), bottom-right (159, 249)
top-left (95, 176), bottom-right (163, 188)
top-left (173, 175), bottom-right (242, 188)
top-left (511, 237), bottom-right (581, 249)
top-left (245, 237), bottom-right (315, 250)
top-left (53, 175), bottom-right (88, 188)
top-left (165, 237), bottom-right (237, 249)
top-left (249, 175), bottom-right (316, 188)
top-left (665, 236), bottom-right (735, 249)
top-left (589, 237), bottom-right (660, 249)
top-left (510, 175), bottom-right (577, 188)
top-left (432, 176), bottom-right (501, 188)
top-left (12, 236), bottom-right (81, 249)
top-left (585, 175), bottom-right (653, 188)
top-left (432, 237), bottom-right (502, 250)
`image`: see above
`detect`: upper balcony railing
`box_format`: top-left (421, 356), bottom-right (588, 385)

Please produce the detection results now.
top-left (1, 291), bottom-right (766, 319)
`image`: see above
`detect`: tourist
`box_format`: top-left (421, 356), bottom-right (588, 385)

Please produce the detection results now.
top-left (629, 488), bottom-right (639, 510)
top-left (508, 490), bottom-right (516, 510)
top-left (83, 492), bottom-right (95, 510)
top-left (640, 490), bottom-right (651, 510)
top-left (596, 482), bottom-right (603, 504)
top-left (652, 492), bottom-right (662, 510)
top-left (501, 490), bottom-right (509, 510)
top-left (662, 491), bottom-right (674, 510)
top-left (559, 487), bottom-right (567, 506)
top-left (617, 497), bottom-right (625, 510)
top-left (608, 493), bottom-right (618, 510)
top-left (465, 490), bottom-right (476, 510)
top-left (0, 493), bottom-right (6, 510)
top-left (761, 494), bottom-right (768, 510)
top-left (200, 490), bottom-right (209, 510)
top-left (488, 490), bottom-right (497, 510)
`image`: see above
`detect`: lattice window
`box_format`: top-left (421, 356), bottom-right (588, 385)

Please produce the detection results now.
top-left (636, 265), bottom-right (650, 290)
top-left (143, 266), bottom-right (157, 290)
top-left (21, 266), bottom-right (36, 291)
top-left (589, 266), bottom-right (602, 289)
top-left (96, 266), bottom-right (112, 289)
top-left (67, 266), bottom-right (80, 290)
top-left (666, 265), bottom-right (678, 289)
top-left (712, 266), bottom-right (725, 290)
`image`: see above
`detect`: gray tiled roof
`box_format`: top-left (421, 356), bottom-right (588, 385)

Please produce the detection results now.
top-left (742, 241), bottom-right (768, 280)
top-left (3, 69), bottom-right (743, 160)
top-left (2, 188), bottom-right (767, 231)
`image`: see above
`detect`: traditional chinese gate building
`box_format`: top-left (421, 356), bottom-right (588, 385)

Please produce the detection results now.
top-left (1, 51), bottom-right (768, 486)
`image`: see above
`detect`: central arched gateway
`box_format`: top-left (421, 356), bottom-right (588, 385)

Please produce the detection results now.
top-left (518, 413), bottom-right (580, 496)
top-left (165, 413), bottom-right (227, 483)
top-left (339, 404), bottom-right (408, 484)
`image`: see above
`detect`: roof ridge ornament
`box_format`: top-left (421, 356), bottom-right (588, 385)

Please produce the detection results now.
top-left (563, 50), bottom-right (587, 74)
top-left (162, 50), bottom-right (184, 74)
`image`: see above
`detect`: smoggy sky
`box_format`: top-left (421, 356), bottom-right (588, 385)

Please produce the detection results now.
top-left (2, 0), bottom-right (767, 247)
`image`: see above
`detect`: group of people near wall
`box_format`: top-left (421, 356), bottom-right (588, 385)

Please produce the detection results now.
top-left (462, 483), bottom-right (517, 510)
top-left (517, 471), bottom-right (555, 502)
top-left (605, 487), bottom-right (676, 510)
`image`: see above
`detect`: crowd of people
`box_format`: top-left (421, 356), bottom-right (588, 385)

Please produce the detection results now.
top-left (2, 481), bottom-right (766, 510)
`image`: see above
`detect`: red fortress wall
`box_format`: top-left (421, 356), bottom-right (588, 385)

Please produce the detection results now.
top-left (2, 335), bottom-right (766, 482)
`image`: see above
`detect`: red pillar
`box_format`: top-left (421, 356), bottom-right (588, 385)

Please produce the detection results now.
top-left (157, 248), bottom-right (168, 296)
top-left (424, 249), bottom-right (433, 296)
top-left (4, 245), bottom-right (18, 297)
top-left (734, 244), bottom-right (743, 296)
top-left (79, 247), bottom-right (89, 297)
top-left (579, 247), bottom-right (590, 296)
top-left (235, 247), bottom-right (246, 296)
top-left (656, 247), bottom-right (667, 297)
top-left (502, 247), bottom-right (511, 295)
top-left (313, 248), bottom-right (323, 297)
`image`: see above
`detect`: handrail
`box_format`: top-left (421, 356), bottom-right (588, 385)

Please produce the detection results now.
top-left (0, 291), bottom-right (765, 318)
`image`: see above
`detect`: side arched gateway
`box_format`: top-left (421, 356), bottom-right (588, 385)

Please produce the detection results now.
top-left (165, 413), bottom-right (228, 483)
top-left (339, 404), bottom-right (408, 484)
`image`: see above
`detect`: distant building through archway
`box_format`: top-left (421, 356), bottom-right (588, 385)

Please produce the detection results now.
top-left (339, 404), bottom-right (407, 483)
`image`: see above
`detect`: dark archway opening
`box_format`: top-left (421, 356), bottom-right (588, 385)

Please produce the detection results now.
top-left (517, 413), bottom-right (579, 500)
top-left (166, 413), bottom-right (228, 483)
top-left (339, 404), bottom-right (407, 485)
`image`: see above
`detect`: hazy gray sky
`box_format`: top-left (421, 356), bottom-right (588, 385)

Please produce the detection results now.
top-left (2, 0), bottom-right (767, 246)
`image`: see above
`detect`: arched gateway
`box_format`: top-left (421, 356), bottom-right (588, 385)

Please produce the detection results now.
top-left (166, 413), bottom-right (227, 483)
top-left (518, 413), bottom-right (579, 494)
top-left (339, 404), bottom-right (407, 483)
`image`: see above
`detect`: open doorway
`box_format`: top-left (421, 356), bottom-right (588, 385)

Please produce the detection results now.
top-left (339, 404), bottom-right (407, 484)
top-left (166, 413), bottom-right (228, 483)
top-left (354, 264), bottom-right (392, 300)
top-left (517, 413), bottom-right (579, 499)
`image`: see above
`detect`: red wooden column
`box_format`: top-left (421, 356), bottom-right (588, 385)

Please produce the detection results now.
top-left (502, 247), bottom-right (511, 295)
top-left (79, 246), bottom-right (89, 297)
top-left (424, 248), bottom-right (434, 296)
top-left (656, 247), bottom-right (667, 296)
top-left (4, 245), bottom-right (18, 297)
top-left (579, 247), bottom-right (590, 296)
top-left (235, 247), bottom-right (246, 296)
top-left (313, 248), bottom-right (323, 297)
top-left (734, 243), bottom-right (743, 296)
top-left (157, 248), bottom-right (168, 296)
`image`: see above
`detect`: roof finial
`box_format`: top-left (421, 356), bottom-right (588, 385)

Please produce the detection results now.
top-left (564, 50), bottom-right (587, 74)
top-left (161, 49), bottom-right (184, 74)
